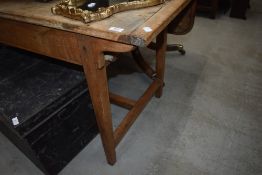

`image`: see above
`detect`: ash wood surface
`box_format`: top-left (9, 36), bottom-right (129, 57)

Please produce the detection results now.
top-left (0, 0), bottom-right (190, 46)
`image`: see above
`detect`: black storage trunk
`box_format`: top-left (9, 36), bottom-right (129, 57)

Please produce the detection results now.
top-left (0, 46), bottom-right (98, 175)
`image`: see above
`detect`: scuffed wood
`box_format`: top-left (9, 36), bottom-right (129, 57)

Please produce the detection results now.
top-left (0, 0), bottom-right (190, 46)
top-left (0, 18), bottom-right (82, 65)
top-left (0, 0), bottom-right (192, 166)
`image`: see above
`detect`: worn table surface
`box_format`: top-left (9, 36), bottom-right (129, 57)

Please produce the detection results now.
top-left (0, 0), bottom-right (192, 167)
top-left (0, 0), bottom-right (190, 46)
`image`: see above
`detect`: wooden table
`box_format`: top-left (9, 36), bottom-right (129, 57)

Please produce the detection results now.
top-left (0, 0), bottom-right (190, 165)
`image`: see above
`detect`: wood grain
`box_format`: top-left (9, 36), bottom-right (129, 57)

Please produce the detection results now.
top-left (0, 18), bottom-right (82, 65)
top-left (0, 0), bottom-right (190, 46)
top-left (0, 0), bottom-right (192, 166)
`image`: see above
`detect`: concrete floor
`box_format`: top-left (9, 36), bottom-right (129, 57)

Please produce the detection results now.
top-left (1, 1), bottom-right (262, 175)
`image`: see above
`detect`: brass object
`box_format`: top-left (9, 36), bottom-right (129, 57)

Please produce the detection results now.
top-left (52, 0), bottom-right (166, 23)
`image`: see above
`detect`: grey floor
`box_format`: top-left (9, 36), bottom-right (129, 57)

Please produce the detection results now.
top-left (1, 1), bottom-right (262, 175)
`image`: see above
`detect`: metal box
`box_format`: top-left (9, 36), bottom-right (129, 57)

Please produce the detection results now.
top-left (0, 46), bottom-right (98, 175)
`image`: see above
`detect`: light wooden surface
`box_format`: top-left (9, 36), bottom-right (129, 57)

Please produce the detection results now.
top-left (0, 0), bottom-right (190, 46)
top-left (0, 0), bottom-right (191, 166)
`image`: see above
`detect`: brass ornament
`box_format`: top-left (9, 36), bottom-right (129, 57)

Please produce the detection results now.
top-left (51, 0), bottom-right (166, 23)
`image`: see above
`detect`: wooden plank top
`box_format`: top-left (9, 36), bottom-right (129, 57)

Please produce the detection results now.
top-left (0, 0), bottom-right (190, 46)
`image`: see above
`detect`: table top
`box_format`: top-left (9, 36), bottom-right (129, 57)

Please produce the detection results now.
top-left (0, 0), bottom-right (190, 46)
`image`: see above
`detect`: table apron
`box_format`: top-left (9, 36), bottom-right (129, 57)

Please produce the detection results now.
top-left (0, 17), bottom-right (135, 66)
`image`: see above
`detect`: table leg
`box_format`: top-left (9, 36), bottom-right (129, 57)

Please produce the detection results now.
top-left (155, 29), bottom-right (167, 98)
top-left (80, 44), bottom-right (116, 165)
top-left (77, 36), bottom-right (134, 165)
top-left (76, 31), bottom-right (166, 164)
